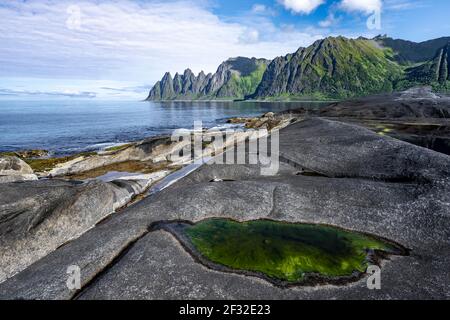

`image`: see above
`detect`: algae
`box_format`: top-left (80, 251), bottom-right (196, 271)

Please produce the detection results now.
top-left (183, 219), bottom-right (406, 284)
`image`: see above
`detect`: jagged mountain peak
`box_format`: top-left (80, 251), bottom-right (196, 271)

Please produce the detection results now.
top-left (375, 35), bottom-right (450, 64)
top-left (146, 35), bottom-right (450, 102)
top-left (162, 72), bottom-right (172, 80)
top-left (146, 56), bottom-right (270, 101)
top-left (404, 42), bottom-right (450, 86)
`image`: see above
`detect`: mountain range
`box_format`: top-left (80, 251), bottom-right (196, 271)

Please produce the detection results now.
top-left (146, 57), bottom-right (269, 101)
top-left (146, 35), bottom-right (450, 101)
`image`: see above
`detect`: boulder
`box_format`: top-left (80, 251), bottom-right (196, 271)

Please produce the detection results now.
top-left (0, 156), bottom-right (38, 183)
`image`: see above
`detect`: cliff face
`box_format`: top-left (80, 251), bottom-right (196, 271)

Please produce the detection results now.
top-left (146, 57), bottom-right (269, 101)
top-left (252, 37), bottom-right (403, 100)
top-left (374, 35), bottom-right (450, 64)
top-left (146, 36), bottom-right (450, 102)
top-left (404, 43), bottom-right (450, 85)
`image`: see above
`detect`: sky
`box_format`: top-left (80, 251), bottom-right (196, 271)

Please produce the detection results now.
top-left (0, 0), bottom-right (449, 100)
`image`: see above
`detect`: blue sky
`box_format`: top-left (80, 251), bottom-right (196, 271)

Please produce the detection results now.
top-left (0, 0), bottom-right (449, 100)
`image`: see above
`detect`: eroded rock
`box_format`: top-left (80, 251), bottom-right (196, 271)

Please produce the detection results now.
top-left (0, 156), bottom-right (38, 183)
top-left (0, 170), bottom-right (168, 283)
top-left (1, 118), bottom-right (449, 299)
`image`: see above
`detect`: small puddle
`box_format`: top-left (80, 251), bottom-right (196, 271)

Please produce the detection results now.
top-left (147, 157), bottom-right (212, 195)
top-left (158, 218), bottom-right (408, 287)
top-left (95, 171), bottom-right (141, 182)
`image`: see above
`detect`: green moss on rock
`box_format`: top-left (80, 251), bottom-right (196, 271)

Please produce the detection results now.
top-left (184, 219), bottom-right (406, 284)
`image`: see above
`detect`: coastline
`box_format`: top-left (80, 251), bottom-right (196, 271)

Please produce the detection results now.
top-left (1, 88), bottom-right (450, 299)
top-left (144, 98), bottom-right (338, 103)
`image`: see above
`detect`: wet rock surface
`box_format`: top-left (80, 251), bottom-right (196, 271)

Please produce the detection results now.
top-left (1, 116), bottom-right (449, 300)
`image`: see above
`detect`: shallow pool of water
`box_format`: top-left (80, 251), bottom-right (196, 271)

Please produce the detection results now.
top-left (168, 219), bottom-right (407, 285)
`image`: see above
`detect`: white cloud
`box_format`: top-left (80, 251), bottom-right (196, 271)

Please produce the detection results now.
top-left (0, 78), bottom-right (150, 100)
top-left (319, 13), bottom-right (340, 27)
top-left (384, 0), bottom-right (423, 11)
top-left (340, 0), bottom-right (382, 14)
top-left (0, 0), bottom-right (325, 97)
top-left (252, 4), bottom-right (268, 13)
top-left (0, 88), bottom-right (97, 98)
top-left (239, 29), bottom-right (261, 43)
top-left (251, 3), bottom-right (277, 16)
top-left (279, 0), bottom-right (325, 14)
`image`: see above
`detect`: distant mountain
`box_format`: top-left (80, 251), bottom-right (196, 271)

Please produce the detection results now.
top-left (374, 35), bottom-right (450, 64)
top-left (252, 37), bottom-right (403, 100)
top-left (399, 43), bottom-right (450, 91)
top-left (146, 57), bottom-right (269, 101)
top-left (146, 36), bottom-right (450, 101)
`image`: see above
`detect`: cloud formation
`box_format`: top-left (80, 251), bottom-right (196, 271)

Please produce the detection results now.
top-left (319, 13), bottom-right (340, 27)
top-left (340, 0), bottom-right (382, 14)
top-left (0, 88), bottom-right (96, 98)
top-left (279, 0), bottom-right (325, 14)
top-left (0, 0), bottom-right (324, 88)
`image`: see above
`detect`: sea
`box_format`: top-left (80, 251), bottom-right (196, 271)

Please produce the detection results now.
top-left (0, 100), bottom-right (330, 156)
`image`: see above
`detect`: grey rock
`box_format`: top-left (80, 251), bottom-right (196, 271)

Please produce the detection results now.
top-left (278, 117), bottom-right (450, 181)
top-left (320, 89), bottom-right (450, 119)
top-left (282, 88), bottom-right (450, 155)
top-left (0, 156), bottom-right (37, 183)
top-left (1, 118), bottom-right (449, 300)
top-left (45, 136), bottom-right (179, 177)
top-left (0, 171), bottom-right (167, 283)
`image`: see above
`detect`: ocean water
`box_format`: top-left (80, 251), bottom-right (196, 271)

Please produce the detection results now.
top-left (0, 100), bottom-right (329, 156)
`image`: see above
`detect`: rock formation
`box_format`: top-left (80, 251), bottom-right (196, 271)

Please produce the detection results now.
top-left (0, 156), bottom-right (38, 183)
top-left (252, 36), bottom-right (402, 100)
top-left (147, 36), bottom-right (450, 101)
top-left (0, 171), bottom-right (168, 282)
top-left (1, 114), bottom-right (449, 299)
top-left (146, 57), bottom-right (269, 100)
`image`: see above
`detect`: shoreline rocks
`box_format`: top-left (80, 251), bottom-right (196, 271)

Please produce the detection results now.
top-left (1, 117), bottom-right (449, 299)
top-left (0, 156), bottom-right (38, 183)
top-left (1, 88), bottom-right (449, 299)
top-left (0, 170), bottom-right (169, 283)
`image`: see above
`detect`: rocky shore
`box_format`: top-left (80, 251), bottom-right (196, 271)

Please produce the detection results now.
top-left (0, 88), bottom-right (449, 299)
top-left (0, 126), bottom-right (270, 283)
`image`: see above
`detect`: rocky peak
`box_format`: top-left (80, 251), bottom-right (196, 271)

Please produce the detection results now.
top-left (161, 72), bottom-right (172, 82)
top-left (253, 36), bottom-right (403, 99)
top-left (147, 56), bottom-right (269, 101)
top-left (436, 43), bottom-right (450, 83)
top-left (406, 42), bottom-right (450, 85)
top-left (183, 68), bottom-right (194, 78)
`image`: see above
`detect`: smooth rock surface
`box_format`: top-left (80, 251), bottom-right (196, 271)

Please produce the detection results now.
top-left (1, 118), bottom-right (449, 300)
top-left (0, 171), bottom-right (168, 283)
top-left (0, 156), bottom-right (38, 183)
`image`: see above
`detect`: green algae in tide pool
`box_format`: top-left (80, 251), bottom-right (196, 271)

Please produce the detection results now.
top-left (182, 219), bottom-right (406, 285)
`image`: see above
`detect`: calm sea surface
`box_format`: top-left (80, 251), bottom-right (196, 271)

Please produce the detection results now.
top-left (0, 100), bottom-right (329, 156)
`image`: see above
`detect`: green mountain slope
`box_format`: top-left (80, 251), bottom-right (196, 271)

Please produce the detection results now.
top-left (252, 37), bottom-right (403, 100)
top-left (398, 43), bottom-right (450, 91)
top-left (374, 35), bottom-right (450, 64)
top-left (146, 35), bottom-right (450, 102)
